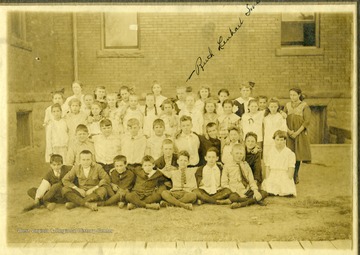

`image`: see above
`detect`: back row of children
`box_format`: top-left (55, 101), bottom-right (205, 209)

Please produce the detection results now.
top-left (44, 82), bottom-right (287, 171)
top-left (26, 126), bottom-right (296, 213)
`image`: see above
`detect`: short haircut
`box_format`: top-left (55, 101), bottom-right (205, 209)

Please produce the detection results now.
top-left (127, 118), bottom-right (140, 127)
top-left (91, 101), bottom-right (103, 110)
top-left (218, 88), bottom-right (230, 96)
top-left (232, 143), bottom-right (245, 152)
top-left (50, 154), bottom-right (63, 164)
top-left (180, 115), bottom-right (192, 123)
top-left (161, 99), bottom-right (174, 110)
top-left (206, 147), bottom-right (219, 157)
top-left (142, 155), bottom-right (155, 164)
top-left (68, 98), bottom-right (81, 107)
top-left (206, 122), bottom-right (217, 130)
top-left (258, 95), bottom-right (268, 101)
top-left (229, 127), bottom-right (240, 134)
top-left (80, 150), bottom-right (93, 157)
top-left (76, 124), bottom-right (89, 133)
top-left (248, 99), bottom-right (259, 107)
top-left (119, 86), bottom-right (130, 93)
top-left (222, 99), bottom-right (234, 107)
top-left (84, 93), bottom-right (94, 100)
top-left (113, 155), bottom-right (127, 164)
top-left (95, 86), bottom-right (105, 91)
top-left (72, 80), bottom-right (83, 88)
top-left (178, 150), bottom-right (190, 160)
top-left (129, 94), bottom-right (138, 100)
top-left (100, 118), bottom-right (112, 127)
top-left (245, 132), bottom-right (258, 142)
top-left (51, 103), bottom-right (62, 111)
top-left (273, 130), bottom-right (288, 140)
top-left (153, 118), bottom-right (165, 128)
top-left (162, 138), bottom-right (174, 147)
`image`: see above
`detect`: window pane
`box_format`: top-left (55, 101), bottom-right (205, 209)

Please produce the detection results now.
top-left (281, 13), bottom-right (316, 47)
top-left (16, 111), bottom-right (31, 149)
top-left (104, 13), bottom-right (138, 48)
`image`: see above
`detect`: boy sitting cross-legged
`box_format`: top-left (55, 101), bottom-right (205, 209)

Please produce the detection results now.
top-left (193, 147), bottom-right (232, 204)
top-left (125, 155), bottom-right (167, 210)
top-left (61, 150), bottom-right (110, 211)
top-left (23, 154), bottom-right (70, 212)
top-left (98, 155), bottom-right (135, 208)
top-left (159, 150), bottom-right (197, 210)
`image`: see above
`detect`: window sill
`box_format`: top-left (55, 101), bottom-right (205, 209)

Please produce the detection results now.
top-left (276, 47), bottom-right (324, 56)
top-left (9, 36), bottom-right (32, 51)
top-left (97, 49), bottom-right (144, 58)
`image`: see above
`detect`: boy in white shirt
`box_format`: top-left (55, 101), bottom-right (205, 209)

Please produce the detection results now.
top-left (145, 119), bottom-right (169, 160)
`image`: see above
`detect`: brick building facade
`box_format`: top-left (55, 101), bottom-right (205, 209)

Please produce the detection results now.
top-left (7, 11), bottom-right (354, 171)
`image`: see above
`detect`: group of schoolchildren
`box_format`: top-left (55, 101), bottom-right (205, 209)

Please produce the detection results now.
top-left (24, 80), bottom-right (311, 212)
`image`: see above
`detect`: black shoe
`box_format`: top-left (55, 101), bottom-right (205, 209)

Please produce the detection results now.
top-left (294, 177), bottom-right (299, 184)
top-left (257, 200), bottom-right (267, 206)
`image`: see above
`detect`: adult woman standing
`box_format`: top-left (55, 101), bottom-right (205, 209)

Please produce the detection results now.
top-left (284, 88), bottom-right (312, 184)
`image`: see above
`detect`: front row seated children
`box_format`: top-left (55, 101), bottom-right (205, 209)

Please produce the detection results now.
top-left (24, 154), bottom-right (69, 212)
top-left (194, 147), bottom-right (232, 204)
top-left (262, 130), bottom-right (297, 197)
top-left (98, 155), bottom-right (135, 208)
top-left (218, 144), bottom-right (268, 209)
top-left (125, 155), bottom-right (166, 210)
top-left (66, 124), bottom-right (95, 166)
top-left (93, 119), bottom-right (121, 174)
top-left (61, 150), bottom-right (110, 211)
top-left (160, 151), bottom-right (197, 210)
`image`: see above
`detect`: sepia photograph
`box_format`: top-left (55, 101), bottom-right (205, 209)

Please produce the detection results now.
top-left (1, 1), bottom-right (357, 254)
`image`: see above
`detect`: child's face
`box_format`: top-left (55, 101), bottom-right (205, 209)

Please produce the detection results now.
top-left (128, 124), bottom-right (140, 137)
top-left (229, 130), bottom-right (240, 143)
top-left (72, 83), bottom-right (82, 95)
top-left (268, 102), bottom-right (279, 114)
top-left (76, 130), bottom-right (89, 142)
top-left (142, 161), bottom-right (154, 174)
top-left (153, 124), bottom-right (165, 136)
top-left (249, 102), bottom-right (259, 114)
top-left (95, 88), bottom-right (106, 99)
top-left (274, 136), bottom-right (286, 149)
top-left (177, 88), bottom-right (186, 101)
top-left (52, 94), bottom-right (63, 105)
top-left (177, 155), bottom-right (189, 169)
top-left (70, 103), bottom-right (80, 114)
top-left (205, 151), bottom-right (218, 166)
top-left (219, 128), bottom-right (229, 138)
top-left (180, 120), bottom-right (192, 134)
top-left (205, 103), bottom-right (216, 114)
top-left (84, 95), bottom-right (94, 108)
top-left (240, 87), bottom-right (251, 98)
top-left (80, 153), bottom-right (92, 168)
top-left (100, 125), bottom-right (113, 137)
top-left (162, 144), bottom-right (174, 157)
top-left (50, 161), bottom-right (62, 172)
top-left (152, 84), bottom-right (162, 95)
top-left (114, 161), bottom-right (127, 173)
top-left (163, 103), bottom-right (173, 114)
top-left (206, 125), bottom-right (218, 139)
top-left (129, 96), bottom-right (138, 108)
top-left (120, 90), bottom-right (130, 101)
top-left (91, 104), bottom-right (101, 116)
top-left (258, 99), bottom-right (268, 110)
top-left (185, 97), bottom-right (195, 108)
top-left (218, 92), bottom-right (228, 102)
top-left (107, 95), bottom-right (117, 108)
top-left (51, 107), bottom-right (62, 119)
top-left (199, 88), bottom-right (209, 100)
top-left (245, 136), bottom-right (257, 150)
top-left (146, 95), bottom-right (155, 107)
top-left (231, 147), bottom-right (245, 162)
top-left (223, 103), bottom-right (233, 114)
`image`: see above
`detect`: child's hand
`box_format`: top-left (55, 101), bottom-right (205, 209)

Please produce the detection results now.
top-left (253, 190), bottom-right (263, 201)
top-left (251, 145), bottom-right (262, 154)
top-left (111, 183), bottom-right (119, 192)
top-left (75, 187), bottom-right (86, 197)
top-left (85, 186), bottom-right (98, 196)
top-left (232, 105), bottom-right (239, 113)
top-left (280, 111), bottom-right (287, 119)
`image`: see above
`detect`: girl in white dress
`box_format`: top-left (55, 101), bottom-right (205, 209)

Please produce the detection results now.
top-left (263, 97), bottom-right (287, 165)
top-left (262, 130), bottom-right (297, 196)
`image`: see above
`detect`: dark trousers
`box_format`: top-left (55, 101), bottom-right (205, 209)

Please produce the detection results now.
top-left (61, 186), bottom-right (107, 206)
top-left (193, 188), bottom-right (232, 204)
top-left (97, 162), bottom-right (114, 174)
top-left (27, 182), bottom-right (65, 204)
top-left (294, 161), bottom-right (301, 179)
top-left (125, 187), bottom-right (165, 208)
top-left (229, 189), bottom-right (268, 205)
top-left (103, 188), bottom-right (128, 206)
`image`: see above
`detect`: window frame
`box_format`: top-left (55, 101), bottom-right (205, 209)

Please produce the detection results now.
top-left (9, 12), bottom-right (32, 51)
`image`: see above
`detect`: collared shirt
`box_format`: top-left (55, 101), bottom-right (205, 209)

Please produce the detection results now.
top-left (83, 166), bottom-right (91, 178)
top-left (221, 160), bottom-right (258, 197)
top-left (146, 135), bottom-right (168, 160)
top-left (120, 133), bottom-right (147, 164)
top-left (93, 133), bottom-right (121, 164)
top-left (175, 133), bottom-right (200, 166)
top-left (66, 139), bottom-right (95, 166)
top-left (162, 167), bottom-right (197, 192)
top-left (199, 164), bottom-right (221, 195)
top-left (109, 168), bottom-right (135, 190)
top-left (132, 168), bottom-right (166, 196)
top-left (241, 111), bottom-right (264, 142)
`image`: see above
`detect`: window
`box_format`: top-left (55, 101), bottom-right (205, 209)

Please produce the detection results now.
top-left (97, 13), bottom-right (143, 58)
top-left (16, 111), bottom-right (32, 149)
top-left (8, 12), bottom-right (32, 51)
top-left (276, 13), bottom-right (323, 56)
